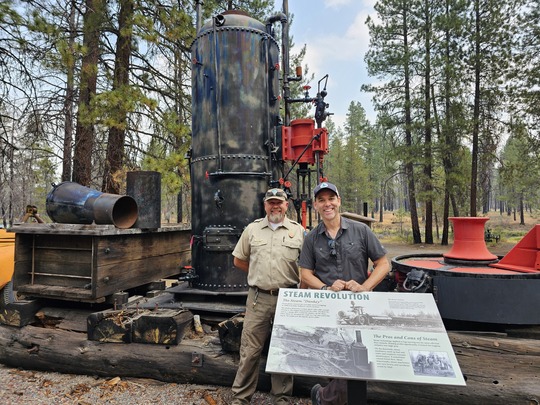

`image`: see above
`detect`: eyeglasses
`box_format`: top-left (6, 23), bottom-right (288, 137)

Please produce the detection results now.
top-left (328, 239), bottom-right (337, 258)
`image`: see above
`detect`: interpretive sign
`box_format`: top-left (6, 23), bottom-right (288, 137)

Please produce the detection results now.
top-left (266, 289), bottom-right (465, 386)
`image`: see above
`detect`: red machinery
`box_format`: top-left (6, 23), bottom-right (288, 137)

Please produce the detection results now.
top-left (393, 219), bottom-right (540, 325)
top-left (280, 77), bottom-right (331, 229)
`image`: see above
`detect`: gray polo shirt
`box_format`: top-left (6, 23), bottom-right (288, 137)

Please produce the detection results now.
top-left (299, 216), bottom-right (386, 285)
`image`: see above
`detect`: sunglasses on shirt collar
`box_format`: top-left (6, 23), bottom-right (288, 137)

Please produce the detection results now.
top-left (328, 239), bottom-right (337, 258)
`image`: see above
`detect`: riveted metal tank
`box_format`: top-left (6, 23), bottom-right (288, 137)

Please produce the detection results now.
top-left (190, 10), bottom-right (281, 292)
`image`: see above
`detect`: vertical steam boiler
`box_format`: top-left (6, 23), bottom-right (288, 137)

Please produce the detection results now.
top-left (190, 11), bottom-right (282, 292)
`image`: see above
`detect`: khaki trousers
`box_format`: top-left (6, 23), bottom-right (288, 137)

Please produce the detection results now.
top-left (231, 288), bottom-right (293, 404)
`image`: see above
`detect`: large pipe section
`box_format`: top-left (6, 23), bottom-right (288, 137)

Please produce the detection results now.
top-left (46, 182), bottom-right (138, 229)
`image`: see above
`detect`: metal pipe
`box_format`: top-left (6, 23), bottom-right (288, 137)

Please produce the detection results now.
top-left (212, 15), bottom-right (223, 172)
top-left (46, 182), bottom-right (138, 229)
top-left (208, 171), bottom-right (272, 178)
top-left (195, 0), bottom-right (202, 33)
top-left (265, 6), bottom-right (290, 125)
top-left (282, 1), bottom-right (291, 126)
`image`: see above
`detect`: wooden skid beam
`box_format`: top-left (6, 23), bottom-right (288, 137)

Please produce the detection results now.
top-left (0, 323), bottom-right (539, 403)
top-left (87, 308), bottom-right (193, 345)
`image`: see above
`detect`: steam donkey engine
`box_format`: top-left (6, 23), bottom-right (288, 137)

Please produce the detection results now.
top-left (188, 8), bottom-right (331, 294)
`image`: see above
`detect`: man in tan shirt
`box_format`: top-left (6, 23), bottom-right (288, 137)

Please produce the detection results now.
top-left (231, 188), bottom-right (305, 405)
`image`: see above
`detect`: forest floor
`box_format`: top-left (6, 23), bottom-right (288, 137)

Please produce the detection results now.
top-left (371, 209), bottom-right (537, 248)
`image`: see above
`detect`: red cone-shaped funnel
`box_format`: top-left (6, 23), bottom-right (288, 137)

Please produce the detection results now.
top-left (443, 217), bottom-right (498, 263)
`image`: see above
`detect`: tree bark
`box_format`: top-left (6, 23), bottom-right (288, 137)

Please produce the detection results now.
top-left (61, 0), bottom-right (77, 182)
top-left (73, 0), bottom-right (104, 186)
top-left (423, 0), bottom-right (433, 244)
top-left (102, 0), bottom-right (134, 194)
top-left (470, 0), bottom-right (481, 216)
top-left (402, 3), bottom-right (422, 243)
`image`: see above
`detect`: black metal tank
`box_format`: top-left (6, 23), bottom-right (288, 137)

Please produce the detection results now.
top-left (190, 11), bottom-right (281, 292)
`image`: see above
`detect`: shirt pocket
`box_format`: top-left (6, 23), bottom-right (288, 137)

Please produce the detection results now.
top-left (282, 238), bottom-right (302, 261)
top-left (343, 241), bottom-right (365, 264)
top-left (250, 238), bottom-right (268, 258)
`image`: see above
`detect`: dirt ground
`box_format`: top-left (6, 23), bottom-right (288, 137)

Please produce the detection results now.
top-left (382, 239), bottom-right (515, 258)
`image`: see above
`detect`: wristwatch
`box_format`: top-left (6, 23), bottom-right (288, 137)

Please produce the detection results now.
top-left (320, 285), bottom-right (328, 290)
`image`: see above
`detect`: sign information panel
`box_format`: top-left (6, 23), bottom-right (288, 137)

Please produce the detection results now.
top-left (266, 289), bottom-right (465, 386)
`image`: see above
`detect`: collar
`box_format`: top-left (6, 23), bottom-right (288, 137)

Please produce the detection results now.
top-left (261, 216), bottom-right (293, 229)
top-left (317, 216), bottom-right (349, 236)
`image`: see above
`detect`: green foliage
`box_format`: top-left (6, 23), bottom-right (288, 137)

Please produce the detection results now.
top-left (92, 86), bottom-right (157, 129)
top-left (498, 120), bottom-right (540, 212)
top-left (325, 101), bottom-right (396, 215)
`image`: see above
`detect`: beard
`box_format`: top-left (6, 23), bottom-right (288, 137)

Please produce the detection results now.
top-left (268, 211), bottom-right (285, 224)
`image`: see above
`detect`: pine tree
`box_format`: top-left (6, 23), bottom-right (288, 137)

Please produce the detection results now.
top-left (364, 0), bottom-right (422, 243)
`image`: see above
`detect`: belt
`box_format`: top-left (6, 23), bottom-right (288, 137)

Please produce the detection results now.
top-left (251, 285), bottom-right (297, 296)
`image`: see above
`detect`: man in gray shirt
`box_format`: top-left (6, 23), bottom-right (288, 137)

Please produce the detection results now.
top-left (299, 182), bottom-right (390, 405)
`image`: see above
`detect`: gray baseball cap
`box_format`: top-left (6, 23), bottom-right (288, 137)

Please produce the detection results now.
top-left (313, 182), bottom-right (340, 198)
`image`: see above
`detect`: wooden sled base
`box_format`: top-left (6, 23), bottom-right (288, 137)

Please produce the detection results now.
top-left (0, 319), bottom-right (539, 404)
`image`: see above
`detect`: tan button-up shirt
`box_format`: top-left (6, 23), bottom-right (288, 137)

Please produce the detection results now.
top-left (232, 216), bottom-right (304, 291)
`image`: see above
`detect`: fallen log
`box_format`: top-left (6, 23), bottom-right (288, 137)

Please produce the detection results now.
top-left (368, 331), bottom-right (540, 404)
top-left (0, 323), bottom-right (538, 403)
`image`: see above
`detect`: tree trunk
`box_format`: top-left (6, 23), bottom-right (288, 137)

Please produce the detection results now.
top-left (470, 0), bottom-right (481, 217)
top-left (102, 0), bottom-right (134, 194)
top-left (520, 194), bottom-right (525, 225)
top-left (423, 0), bottom-right (433, 244)
top-left (73, 0), bottom-right (104, 186)
top-left (61, 0), bottom-right (77, 182)
top-left (402, 4), bottom-right (421, 243)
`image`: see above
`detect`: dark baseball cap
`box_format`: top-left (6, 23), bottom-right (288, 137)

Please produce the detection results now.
top-left (313, 182), bottom-right (340, 198)
top-left (264, 188), bottom-right (288, 202)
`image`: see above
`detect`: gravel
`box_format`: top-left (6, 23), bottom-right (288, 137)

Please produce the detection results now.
top-left (0, 363), bottom-right (312, 404)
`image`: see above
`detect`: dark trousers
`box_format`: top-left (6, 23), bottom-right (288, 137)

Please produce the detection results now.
top-left (320, 379), bottom-right (347, 405)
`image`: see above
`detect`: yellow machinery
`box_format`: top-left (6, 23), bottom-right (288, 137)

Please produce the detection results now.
top-left (0, 228), bottom-right (15, 306)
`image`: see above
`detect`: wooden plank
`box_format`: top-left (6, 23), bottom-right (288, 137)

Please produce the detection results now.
top-left (31, 248), bottom-right (93, 266)
top-left (31, 234), bottom-right (93, 250)
top-left (13, 233), bottom-right (93, 289)
top-left (36, 307), bottom-right (91, 332)
top-left (16, 284), bottom-right (100, 302)
top-left (96, 231), bottom-right (191, 265)
top-left (94, 251), bottom-right (190, 297)
top-left (27, 273), bottom-right (91, 289)
top-left (10, 223), bottom-right (190, 236)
